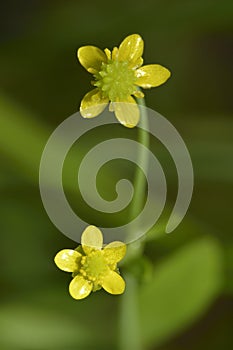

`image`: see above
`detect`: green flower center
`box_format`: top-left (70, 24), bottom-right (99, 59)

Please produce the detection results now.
top-left (80, 251), bottom-right (109, 282)
top-left (94, 60), bottom-right (136, 101)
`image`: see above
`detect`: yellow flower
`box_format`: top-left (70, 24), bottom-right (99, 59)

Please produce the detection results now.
top-left (77, 34), bottom-right (171, 128)
top-left (54, 225), bottom-right (126, 300)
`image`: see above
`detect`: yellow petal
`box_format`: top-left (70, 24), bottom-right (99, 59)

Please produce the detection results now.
top-left (118, 34), bottom-right (144, 68)
top-left (69, 275), bottom-right (93, 300)
top-left (133, 90), bottom-right (144, 98)
top-left (104, 48), bottom-right (111, 60)
top-left (135, 64), bottom-right (171, 88)
top-left (104, 241), bottom-right (126, 264)
top-left (80, 88), bottom-right (108, 118)
top-left (54, 249), bottom-right (81, 272)
top-left (77, 46), bottom-right (107, 74)
top-left (81, 225), bottom-right (103, 254)
top-left (113, 96), bottom-right (140, 128)
top-left (111, 47), bottom-right (119, 60)
top-left (131, 57), bottom-right (144, 70)
top-left (102, 271), bottom-right (125, 295)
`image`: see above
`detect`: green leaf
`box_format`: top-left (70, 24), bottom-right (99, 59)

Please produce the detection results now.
top-left (0, 287), bottom-right (119, 350)
top-left (0, 94), bottom-right (50, 183)
top-left (223, 243), bottom-right (233, 295)
top-left (139, 237), bottom-right (223, 348)
top-left (0, 303), bottom-right (97, 350)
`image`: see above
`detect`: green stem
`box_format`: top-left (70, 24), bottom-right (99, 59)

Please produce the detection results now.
top-left (131, 95), bottom-right (150, 220)
top-left (126, 95), bottom-right (150, 243)
top-left (118, 95), bottom-right (149, 350)
top-left (118, 274), bottom-right (142, 350)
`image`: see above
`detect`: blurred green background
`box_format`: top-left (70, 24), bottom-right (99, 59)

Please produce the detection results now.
top-left (1, 0), bottom-right (233, 349)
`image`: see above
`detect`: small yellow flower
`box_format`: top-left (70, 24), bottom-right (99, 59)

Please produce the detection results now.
top-left (54, 225), bottom-right (126, 300)
top-left (77, 34), bottom-right (171, 128)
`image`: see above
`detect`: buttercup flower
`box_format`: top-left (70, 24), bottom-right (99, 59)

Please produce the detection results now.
top-left (54, 225), bottom-right (126, 300)
top-left (77, 34), bottom-right (171, 128)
